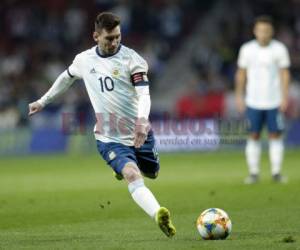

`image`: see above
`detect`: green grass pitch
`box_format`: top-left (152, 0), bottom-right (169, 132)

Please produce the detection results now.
top-left (0, 149), bottom-right (299, 249)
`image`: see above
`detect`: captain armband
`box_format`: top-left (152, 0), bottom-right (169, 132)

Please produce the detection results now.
top-left (131, 72), bottom-right (149, 86)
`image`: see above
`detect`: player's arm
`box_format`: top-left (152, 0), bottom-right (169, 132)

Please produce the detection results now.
top-left (29, 55), bottom-right (82, 116)
top-left (129, 51), bottom-right (152, 148)
top-left (132, 72), bottom-right (151, 148)
top-left (235, 67), bottom-right (247, 113)
top-left (279, 68), bottom-right (290, 112)
top-left (278, 45), bottom-right (291, 113)
top-left (28, 70), bottom-right (77, 116)
top-left (235, 45), bottom-right (248, 113)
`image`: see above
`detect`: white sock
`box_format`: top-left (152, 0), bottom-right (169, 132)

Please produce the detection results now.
top-left (269, 138), bottom-right (284, 175)
top-left (128, 179), bottom-right (160, 218)
top-left (245, 139), bottom-right (261, 175)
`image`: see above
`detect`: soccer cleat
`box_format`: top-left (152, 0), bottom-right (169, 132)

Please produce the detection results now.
top-left (155, 207), bottom-right (176, 238)
top-left (113, 172), bottom-right (123, 180)
top-left (272, 174), bottom-right (288, 183)
top-left (244, 174), bottom-right (259, 184)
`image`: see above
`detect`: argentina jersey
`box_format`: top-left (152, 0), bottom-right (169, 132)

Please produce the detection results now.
top-left (67, 45), bottom-right (149, 145)
top-left (237, 39), bottom-right (290, 109)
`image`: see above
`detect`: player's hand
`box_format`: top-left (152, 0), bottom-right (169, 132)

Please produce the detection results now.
top-left (235, 95), bottom-right (246, 114)
top-left (134, 118), bottom-right (151, 148)
top-left (28, 101), bottom-right (43, 116)
top-left (279, 98), bottom-right (288, 112)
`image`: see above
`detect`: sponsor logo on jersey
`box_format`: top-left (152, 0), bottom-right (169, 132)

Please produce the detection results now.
top-left (90, 68), bottom-right (96, 74)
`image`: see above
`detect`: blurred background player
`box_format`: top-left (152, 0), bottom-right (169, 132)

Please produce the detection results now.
top-left (235, 15), bottom-right (291, 184)
top-left (28, 12), bottom-right (176, 237)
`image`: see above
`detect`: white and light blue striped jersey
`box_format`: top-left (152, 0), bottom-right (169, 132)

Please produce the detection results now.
top-left (68, 45), bottom-right (149, 145)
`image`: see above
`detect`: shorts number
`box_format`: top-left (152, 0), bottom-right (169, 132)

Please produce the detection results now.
top-left (99, 76), bottom-right (114, 92)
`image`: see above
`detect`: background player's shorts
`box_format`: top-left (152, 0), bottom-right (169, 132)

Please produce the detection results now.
top-left (96, 130), bottom-right (160, 178)
top-left (246, 107), bottom-right (285, 133)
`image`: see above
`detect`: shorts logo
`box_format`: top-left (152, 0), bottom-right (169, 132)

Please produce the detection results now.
top-left (108, 151), bottom-right (116, 160)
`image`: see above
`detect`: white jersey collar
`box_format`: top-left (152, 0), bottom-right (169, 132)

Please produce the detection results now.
top-left (95, 45), bottom-right (122, 58)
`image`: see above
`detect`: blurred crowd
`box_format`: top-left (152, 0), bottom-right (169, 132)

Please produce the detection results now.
top-left (1, 0), bottom-right (300, 129)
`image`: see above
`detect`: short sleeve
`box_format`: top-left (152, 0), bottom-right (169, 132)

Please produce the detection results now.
top-left (68, 54), bottom-right (82, 78)
top-left (237, 45), bottom-right (248, 69)
top-left (129, 50), bottom-right (148, 74)
top-left (277, 44), bottom-right (290, 68)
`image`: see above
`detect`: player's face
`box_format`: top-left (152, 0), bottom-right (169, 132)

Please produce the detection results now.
top-left (94, 26), bottom-right (121, 55)
top-left (253, 22), bottom-right (274, 46)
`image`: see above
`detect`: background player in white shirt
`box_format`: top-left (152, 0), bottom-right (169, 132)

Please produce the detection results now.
top-left (28, 12), bottom-right (176, 237)
top-left (235, 15), bottom-right (290, 184)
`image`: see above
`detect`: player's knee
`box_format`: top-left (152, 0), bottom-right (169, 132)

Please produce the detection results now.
top-left (122, 163), bottom-right (141, 182)
top-left (269, 132), bottom-right (281, 139)
top-left (249, 133), bottom-right (260, 140)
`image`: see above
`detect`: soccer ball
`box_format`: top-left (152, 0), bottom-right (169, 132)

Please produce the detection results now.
top-left (196, 208), bottom-right (232, 240)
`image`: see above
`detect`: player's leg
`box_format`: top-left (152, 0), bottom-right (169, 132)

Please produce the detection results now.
top-left (122, 162), bottom-right (160, 218)
top-left (122, 162), bottom-right (176, 237)
top-left (134, 130), bottom-right (176, 237)
top-left (97, 140), bottom-right (128, 180)
top-left (97, 140), bottom-right (160, 217)
top-left (135, 130), bottom-right (160, 179)
top-left (96, 140), bottom-right (175, 237)
top-left (244, 107), bottom-right (264, 184)
top-left (266, 108), bottom-right (286, 183)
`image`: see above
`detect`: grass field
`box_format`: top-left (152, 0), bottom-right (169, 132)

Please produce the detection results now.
top-left (0, 149), bottom-right (300, 250)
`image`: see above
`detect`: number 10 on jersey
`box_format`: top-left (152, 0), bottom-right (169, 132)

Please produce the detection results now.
top-left (99, 76), bottom-right (114, 92)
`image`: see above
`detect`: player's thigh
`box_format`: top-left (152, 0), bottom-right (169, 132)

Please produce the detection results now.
top-left (135, 130), bottom-right (160, 179)
top-left (246, 107), bottom-right (265, 134)
top-left (266, 108), bottom-right (284, 134)
top-left (96, 140), bottom-right (137, 174)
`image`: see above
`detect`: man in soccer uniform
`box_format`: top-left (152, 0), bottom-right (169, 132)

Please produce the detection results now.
top-left (28, 12), bottom-right (176, 237)
top-left (235, 16), bottom-right (290, 184)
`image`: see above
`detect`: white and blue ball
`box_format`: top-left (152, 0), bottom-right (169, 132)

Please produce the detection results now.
top-left (196, 208), bottom-right (232, 240)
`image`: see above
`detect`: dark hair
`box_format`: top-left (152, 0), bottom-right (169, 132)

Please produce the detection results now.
top-left (95, 12), bottom-right (120, 31)
top-left (254, 15), bottom-right (274, 26)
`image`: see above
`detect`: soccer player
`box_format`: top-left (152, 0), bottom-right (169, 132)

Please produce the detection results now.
top-left (235, 15), bottom-right (290, 184)
top-left (28, 12), bottom-right (176, 237)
